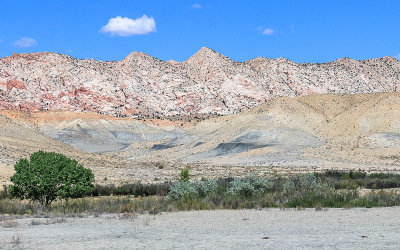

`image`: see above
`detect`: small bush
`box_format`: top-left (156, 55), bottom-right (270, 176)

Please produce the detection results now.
top-left (0, 185), bottom-right (11, 199)
top-left (155, 162), bottom-right (165, 169)
top-left (348, 170), bottom-right (367, 180)
top-left (167, 181), bottom-right (198, 200)
top-left (196, 179), bottom-right (218, 196)
top-left (227, 174), bottom-right (273, 197)
top-left (283, 173), bottom-right (331, 196)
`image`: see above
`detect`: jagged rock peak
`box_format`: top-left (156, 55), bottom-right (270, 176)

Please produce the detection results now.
top-left (378, 56), bottom-right (399, 63)
top-left (1, 52), bottom-right (77, 65)
top-left (275, 57), bottom-right (295, 64)
top-left (3, 52), bottom-right (56, 60)
top-left (245, 57), bottom-right (273, 63)
top-left (185, 47), bottom-right (233, 64)
top-left (334, 57), bottom-right (358, 62)
top-left (123, 51), bottom-right (159, 61)
top-left (166, 59), bottom-right (181, 66)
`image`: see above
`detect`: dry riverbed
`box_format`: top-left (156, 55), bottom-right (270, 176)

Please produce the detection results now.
top-left (1, 207), bottom-right (400, 249)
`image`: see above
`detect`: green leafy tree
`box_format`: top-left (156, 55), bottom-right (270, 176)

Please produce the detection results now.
top-left (10, 151), bottom-right (94, 206)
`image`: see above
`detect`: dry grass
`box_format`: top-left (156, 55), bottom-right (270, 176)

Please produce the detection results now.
top-left (141, 215), bottom-right (151, 226)
top-left (30, 218), bottom-right (67, 226)
top-left (118, 213), bottom-right (137, 220)
top-left (315, 203), bottom-right (323, 211)
top-left (2, 219), bottom-right (18, 228)
top-left (10, 233), bottom-right (21, 245)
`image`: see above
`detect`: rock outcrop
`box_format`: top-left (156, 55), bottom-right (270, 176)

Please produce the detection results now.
top-left (0, 48), bottom-right (399, 117)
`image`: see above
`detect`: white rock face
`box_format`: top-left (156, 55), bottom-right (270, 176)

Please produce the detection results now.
top-left (0, 47), bottom-right (399, 117)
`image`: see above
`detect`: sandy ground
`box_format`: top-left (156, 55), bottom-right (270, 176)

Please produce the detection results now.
top-left (1, 208), bottom-right (400, 249)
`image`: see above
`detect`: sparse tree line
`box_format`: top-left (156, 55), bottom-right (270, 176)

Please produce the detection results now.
top-left (2, 151), bottom-right (400, 215)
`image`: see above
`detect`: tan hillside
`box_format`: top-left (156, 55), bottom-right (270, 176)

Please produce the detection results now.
top-left (1, 92), bottom-right (399, 186)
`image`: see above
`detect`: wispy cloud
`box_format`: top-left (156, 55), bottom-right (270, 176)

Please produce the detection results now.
top-left (14, 37), bottom-right (37, 48)
top-left (262, 28), bottom-right (275, 35)
top-left (395, 53), bottom-right (400, 60)
top-left (257, 26), bottom-right (275, 35)
top-left (192, 3), bottom-right (202, 8)
top-left (100, 15), bottom-right (156, 36)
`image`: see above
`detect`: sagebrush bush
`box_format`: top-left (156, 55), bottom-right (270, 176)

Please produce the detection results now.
top-left (283, 173), bottom-right (331, 196)
top-left (196, 179), bottom-right (218, 196)
top-left (167, 181), bottom-right (198, 200)
top-left (227, 174), bottom-right (273, 197)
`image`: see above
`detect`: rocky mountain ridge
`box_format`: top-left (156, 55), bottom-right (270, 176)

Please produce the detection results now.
top-left (0, 47), bottom-right (399, 117)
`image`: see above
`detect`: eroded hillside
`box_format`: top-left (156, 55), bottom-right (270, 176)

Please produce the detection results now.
top-left (1, 93), bottom-right (399, 185)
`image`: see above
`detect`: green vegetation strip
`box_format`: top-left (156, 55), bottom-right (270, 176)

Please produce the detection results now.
top-left (2, 169), bottom-right (400, 215)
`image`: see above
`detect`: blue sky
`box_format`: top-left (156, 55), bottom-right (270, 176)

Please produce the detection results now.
top-left (1, 0), bottom-right (399, 63)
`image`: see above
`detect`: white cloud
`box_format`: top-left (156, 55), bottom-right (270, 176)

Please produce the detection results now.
top-left (396, 53), bottom-right (400, 60)
top-left (257, 26), bottom-right (275, 35)
top-left (14, 37), bottom-right (37, 48)
top-left (261, 28), bottom-right (275, 35)
top-left (100, 15), bottom-right (156, 36)
top-left (192, 3), bottom-right (202, 8)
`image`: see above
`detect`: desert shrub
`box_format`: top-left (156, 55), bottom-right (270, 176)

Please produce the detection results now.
top-left (167, 181), bottom-right (198, 200)
top-left (348, 170), bottom-right (367, 179)
top-left (131, 183), bottom-right (171, 196)
top-left (132, 197), bottom-right (169, 214)
top-left (0, 186), bottom-right (11, 199)
top-left (353, 190), bottom-right (400, 207)
top-left (90, 184), bottom-right (115, 196)
top-left (319, 169), bottom-right (345, 179)
top-left (364, 178), bottom-right (400, 189)
top-left (227, 174), bottom-right (273, 197)
top-left (196, 179), bottom-right (218, 196)
top-left (172, 197), bottom-right (210, 210)
top-left (220, 195), bottom-right (263, 209)
top-left (155, 162), bottom-right (165, 169)
top-left (283, 173), bottom-right (331, 196)
top-left (0, 199), bottom-right (42, 215)
top-left (333, 179), bottom-right (363, 190)
top-left (10, 151), bottom-right (94, 206)
top-left (90, 182), bottom-right (171, 197)
top-left (316, 170), bottom-right (400, 190)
